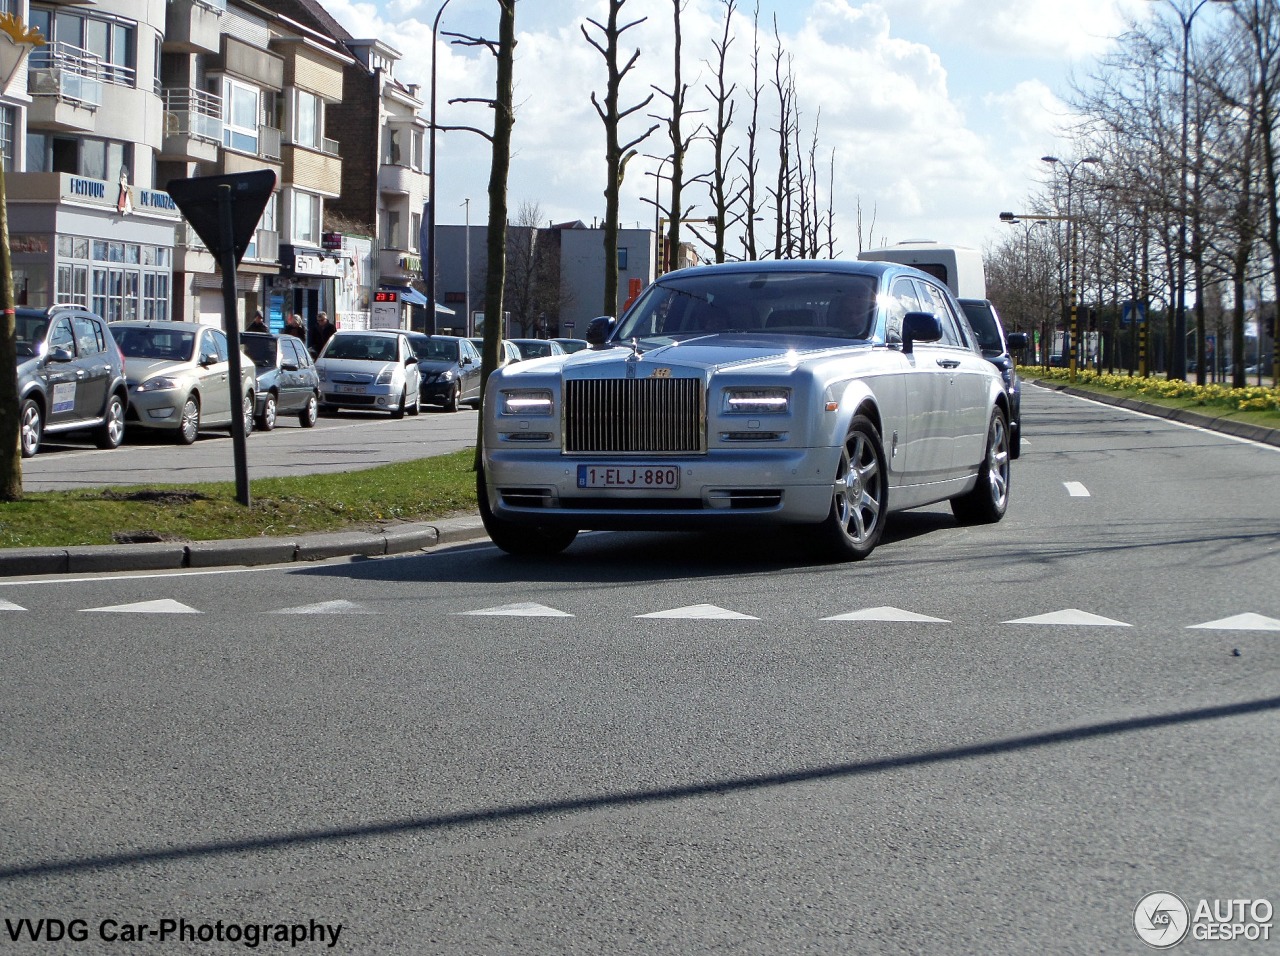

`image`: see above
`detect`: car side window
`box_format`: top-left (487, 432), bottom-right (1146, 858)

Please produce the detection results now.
top-left (72, 316), bottom-right (103, 355)
top-left (917, 281), bottom-right (963, 348)
top-left (198, 331), bottom-right (219, 364)
top-left (48, 317), bottom-right (76, 354)
top-left (886, 277), bottom-right (922, 343)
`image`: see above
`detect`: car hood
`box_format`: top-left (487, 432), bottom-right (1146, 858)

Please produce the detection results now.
top-left (415, 358), bottom-right (459, 373)
top-left (125, 358), bottom-right (195, 384)
top-left (500, 333), bottom-right (871, 377)
top-left (316, 358), bottom-right (401, 375)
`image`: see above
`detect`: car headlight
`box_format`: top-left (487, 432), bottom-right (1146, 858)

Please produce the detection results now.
top-left (501, 389), bottom-right (554, 416)
top-left (722, 387), bottom-right (789, 415)
top-left (375, 366), bottom-right (396, 386)
top-left (135, 377), bottom-right (180, 393)
top-left (316, 366), bottom-right (328, 382)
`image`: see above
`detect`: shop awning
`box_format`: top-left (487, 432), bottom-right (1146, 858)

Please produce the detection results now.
top-left (389, 285), bottom-right (429, 307)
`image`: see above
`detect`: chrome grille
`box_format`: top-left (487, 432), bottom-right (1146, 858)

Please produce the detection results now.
top-left (564, 378), bottom-right (705, 454)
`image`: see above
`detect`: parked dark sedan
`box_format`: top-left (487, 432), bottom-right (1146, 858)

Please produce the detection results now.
top-left (241, 331), bottom-right (320, 429)
top-left (959, 298), bottom-right (1027, 459)
top-left (406, 333), bottom-right (481, 411)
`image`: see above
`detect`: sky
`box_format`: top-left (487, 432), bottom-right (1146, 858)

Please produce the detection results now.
top-left (316, 0), bottom-right (1161, 258)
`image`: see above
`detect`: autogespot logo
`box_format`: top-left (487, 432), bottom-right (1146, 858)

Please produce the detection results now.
top-left (1135, 892), bottom-right (1191, 948)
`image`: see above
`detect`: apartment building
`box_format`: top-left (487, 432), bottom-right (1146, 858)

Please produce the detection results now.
top-left (1, 0), bottom-right (366, 344)
top-left (257, 0), bottom-right (431, 331)
top-left (6, 0), bottom-right (179, 322)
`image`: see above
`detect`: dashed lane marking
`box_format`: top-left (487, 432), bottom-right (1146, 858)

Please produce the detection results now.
top-left (1064, 482), bottom-right (1091, 497)
top-left (1188, 613), bottom-right (1280, 631)
top-left (82, 599), bottom-right (201, 614)
top-left (637, 604), bottom-right (759, 620)
top-left (275, 600), bottom-right (374, 614)
top-left (823, 606), bottom-right (950, 623)
top-left (1003, 609), bottom-right (1131, 626)
top-left (0, 599), bottom-right (25, 611)
top-left (459, 603), bottom-right (573, 617)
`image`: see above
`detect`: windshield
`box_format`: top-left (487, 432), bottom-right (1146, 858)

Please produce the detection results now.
top-left (614, 271), bottom-right (882, 345)
top-left (411, 336), bottom-right (460, 362)
top-left (324, 335), bottom-right (399, 362)
top-left (114, 327), bottom-right (196, 362)
top-left (242, 336), bottom-right (278, 367)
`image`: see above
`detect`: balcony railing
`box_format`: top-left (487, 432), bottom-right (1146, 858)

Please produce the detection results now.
top-left (259, 125), bottom-right (282, 161)
top-left (162, 87), bottom-right (223, 143)
top-left (245, 229), bottom-right (279, 262)
top-left (28, 42), bottom-right (135, 106)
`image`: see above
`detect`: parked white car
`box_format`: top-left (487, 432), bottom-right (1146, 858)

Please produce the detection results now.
top-left (479, 259), bottom-right (1012, 560)
top-left (314, 330), bottom-right (421, 418)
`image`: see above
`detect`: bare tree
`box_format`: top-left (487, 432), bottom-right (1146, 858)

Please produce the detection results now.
top-left (696, 0), bottom-right (746, 263)
top-left (445, 1), bottom-right (516, 467)
top-left (0, 162), bottom-right (19, 500)
top-left (504, 202), bottom-right (563, 336)
top-left (736, 2), bottom-right (764, 261)
top-left (583, 1), bottom-right (657, 314)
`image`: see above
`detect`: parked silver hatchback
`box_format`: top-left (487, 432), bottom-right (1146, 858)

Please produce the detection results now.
top-left (315, 329), bottom-right (421, 417)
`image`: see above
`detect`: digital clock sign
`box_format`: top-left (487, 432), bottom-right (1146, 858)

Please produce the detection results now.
top-left (374, 290), bottom-right (399, 303)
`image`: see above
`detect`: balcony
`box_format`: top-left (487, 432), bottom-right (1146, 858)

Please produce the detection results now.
top-left (378, 163), bottom-right (423, 197)
top-left (282, 142), bottom-right (341, 196)
top-left (163, 0), bottom-right (225, 55)
top-left (27, 43), bottom-right (104, 131)
top-left (244, 229), bottom-right (279, 264)
top-left (160, 87), bottom-right (223, 163)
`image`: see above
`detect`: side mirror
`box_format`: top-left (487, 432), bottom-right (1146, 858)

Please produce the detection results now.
top-left (1006, 332), bottom-right (1029, 351)
top-left (281, 361), bottom-right (299, 372)
top-left (586, 315), bottom-right (617, 347)
top-left (200, 353), bottom-right (218, 367)
top-left (46, 347), bottom-right (74, 363)
top-left (901, 311), bottom-right (942, 354)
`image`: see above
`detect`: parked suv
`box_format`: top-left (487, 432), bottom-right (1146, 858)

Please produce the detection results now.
top-left (15, 304), bottom-right (128, 457)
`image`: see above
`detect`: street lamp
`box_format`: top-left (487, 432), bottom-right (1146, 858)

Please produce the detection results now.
top-left (1162, 0), bottom-right (1235, 381)
top-left (1041, 155), bottom-right (1101, 379)
top-left (1000, 215), bottom-right (1049, 361)
top-left (425, 0), bottom-right (453, 335)
top-left (641, 154), bottom-right (672, 277)
top-left (461, 196), bottom-right (470, 337)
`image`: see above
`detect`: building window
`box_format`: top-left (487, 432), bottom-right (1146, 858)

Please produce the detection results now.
top-left (292, 190), bottom-right (320, 245)
top-left (26, 133), bottom-right (132, 179)
top-left (380, 209), bottom-right (402, 250)
top-left (410, 213), bottom-right (421, 253)
top-left (412, 130), bottom-right (424, 171)
top-left (617, 247), bottom-right (629, 271)
top-left (29, 6), bottom-right (136, 87)
top-left (383, 127), bottom-right (402, 166)
top-left (294, 89), bottom-right (320, 150)
top-left (222, 78), bottom-right (260, 154)
top-left (0, 106), bottom-right (14, 172)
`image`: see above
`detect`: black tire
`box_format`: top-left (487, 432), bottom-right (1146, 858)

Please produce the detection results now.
top-left (177, 395), bottom-right (200, 445)
top-left (951, 407), bottom-right (1011, 525)
top-left (814, 415), bottom-right (888, 561)
top-left (477, 467), bottom-right (578, 556)
top-left (443, 383), bottom-right (460, 413)
top-left (299, 393), bottom-right (318, 427)
top-left (19, 398), bottom-right (42, 458)
top-left (241, 393), bottom-right (255, 437)
top-left (93, 392), bottom-right (126, 449)
top-left (258, 393), bottom-right (277, 432)
top-left (408, 391), bottom-right (421, 416)
top-left (392, 387), bottom-right (407, 419)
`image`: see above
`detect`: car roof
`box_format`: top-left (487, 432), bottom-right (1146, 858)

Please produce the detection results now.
top-left (659, 257), bottom-right (902, 280)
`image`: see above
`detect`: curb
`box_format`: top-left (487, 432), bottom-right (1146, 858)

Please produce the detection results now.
top-left (0, 516), bottom-right (489, 579)
top-left (1032, 380), bottom-right (1280, 449)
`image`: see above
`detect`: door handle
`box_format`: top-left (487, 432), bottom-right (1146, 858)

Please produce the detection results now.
top-left (936, 359), bottom-right (961, 369)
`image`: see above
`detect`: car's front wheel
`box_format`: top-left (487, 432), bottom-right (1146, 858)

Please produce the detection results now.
top-left (477, 467), bottom-right (578, 556)
top-left (951, 407), bottom-right (1010, 525)
top-left (443, 383), bottom-right (460, 413)
top-left (177, 395), bottom-right (200, 445)
top-left (392, 387), bottom-right (408, 420)
top-left (299, 393), bottom-right (318, 427)
top-left (815, 414), bottom-right (888, 561)
top-left (258, 393), bottom-right (277, 432)
top-left (94, 393), bottom-right (126, 450)
top-left (19, 398), bottom-right (42, 458)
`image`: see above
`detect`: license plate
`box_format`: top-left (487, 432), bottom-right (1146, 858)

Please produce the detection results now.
top-left (577, 465), bottom-right (680, 490)
top-left (336, 384), bottom-right (365, 394)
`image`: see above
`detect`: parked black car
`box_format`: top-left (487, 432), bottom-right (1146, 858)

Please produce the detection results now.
top-left (959, 298), bottom-right (1027, 458)
top-left (15, 304), bottom-right (129, 457)
top-left (406, 333), bottom-right (482, 412)
top-left (241, 331), bottom-right (321, 430)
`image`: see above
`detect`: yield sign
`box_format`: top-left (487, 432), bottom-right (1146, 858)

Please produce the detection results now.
top-left (165, 169), bottom-right (277, 266)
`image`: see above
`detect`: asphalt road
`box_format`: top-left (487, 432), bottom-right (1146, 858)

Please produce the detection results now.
top-left (19, 406), bottom-right (482, 492)
top-left (1, 386), bottom-right (1277, 954)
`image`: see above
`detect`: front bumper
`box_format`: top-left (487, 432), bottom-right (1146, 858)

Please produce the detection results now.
top-left (482, 446), bottom-right (839, 531)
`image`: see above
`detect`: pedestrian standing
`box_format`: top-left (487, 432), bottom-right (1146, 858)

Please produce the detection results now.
top-left (284, 313), bottom-right (307, 340)
top-left (247, 310), bottom-right (268, 333)
top-left (313, 311), bottom-right (335, 358)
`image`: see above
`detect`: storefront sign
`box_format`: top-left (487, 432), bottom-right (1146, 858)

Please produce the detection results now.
top-left (60, 175), bottom-right (179, 219)
top-left (292, 252), bottom-right (346, 278)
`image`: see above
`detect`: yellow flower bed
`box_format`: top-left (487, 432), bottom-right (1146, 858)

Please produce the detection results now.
top-left (1026, 367), bottom-right (1280, 413)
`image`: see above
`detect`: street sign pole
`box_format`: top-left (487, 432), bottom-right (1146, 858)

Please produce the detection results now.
top-left (167, 170), bottom-right (276, 508)
top-left (218, 185), bottom-right (251, 506)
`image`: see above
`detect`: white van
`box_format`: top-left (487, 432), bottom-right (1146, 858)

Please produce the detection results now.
top-left (858, 241), bottom-right (986, 300)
